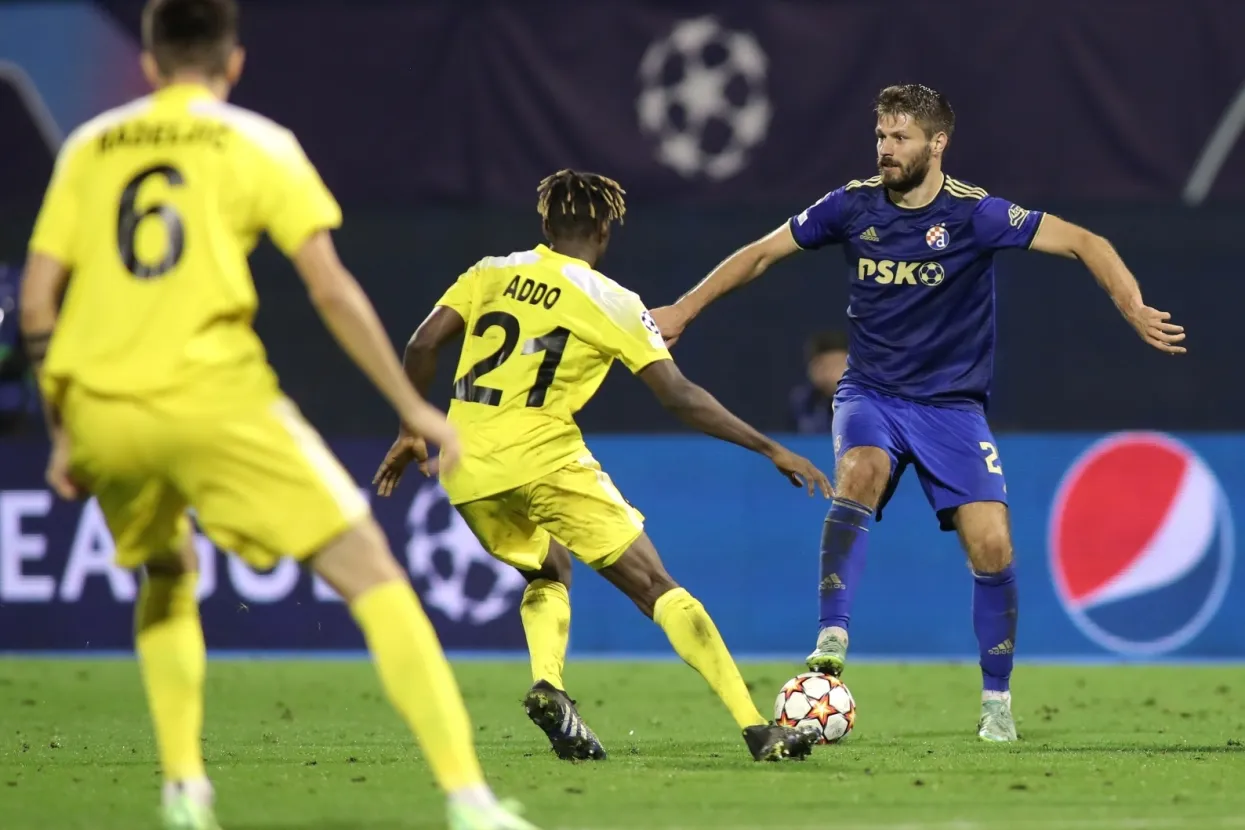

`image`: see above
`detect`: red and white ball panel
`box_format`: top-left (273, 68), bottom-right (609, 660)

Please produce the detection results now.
top-left (773, 671), bottom-right (856, 744)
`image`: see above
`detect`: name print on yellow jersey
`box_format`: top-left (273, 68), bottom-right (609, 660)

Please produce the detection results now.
top-left (502, 275), bottom-right (563, 309)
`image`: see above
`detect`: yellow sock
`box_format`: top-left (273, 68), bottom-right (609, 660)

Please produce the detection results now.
top-left (654, 587), bottom-right (767, 729)
top-left (350, 580), bottom-right (485, 792)
top-left (519, 579), bottom-right (570, 689)
top-left (135, 572), bottom-right (206, 782)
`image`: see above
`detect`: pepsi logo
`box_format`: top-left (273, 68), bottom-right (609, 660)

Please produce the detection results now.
top-left (1048, 432), bottom-right (1234, 656)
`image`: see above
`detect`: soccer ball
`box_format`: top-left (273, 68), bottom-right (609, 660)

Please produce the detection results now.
top-left (636, 16), bottom-right (771, 181)
top-left (774, 672), bottom-right (856, 744)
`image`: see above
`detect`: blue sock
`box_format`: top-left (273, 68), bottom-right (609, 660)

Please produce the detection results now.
top-left (818, 498), bottom-right (872, 632)
top-left (973, 565), bottom-right (1018, 693)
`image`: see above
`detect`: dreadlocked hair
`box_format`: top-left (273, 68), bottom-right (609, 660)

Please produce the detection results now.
top-left (536, 169), bottom-right (627, 239)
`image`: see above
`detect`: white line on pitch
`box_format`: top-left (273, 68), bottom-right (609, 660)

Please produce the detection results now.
top-left (556, 818), bottom-right (1245, 830)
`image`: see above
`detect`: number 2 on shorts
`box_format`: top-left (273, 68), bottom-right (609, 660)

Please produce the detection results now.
top-left (979, 441), bottom-right (1003, 474)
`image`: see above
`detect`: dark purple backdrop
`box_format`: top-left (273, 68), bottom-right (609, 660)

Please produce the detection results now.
top-left (0, 2), bottom-right (1238, 434)
top-left (89, 0), bottom-right (1245, 208)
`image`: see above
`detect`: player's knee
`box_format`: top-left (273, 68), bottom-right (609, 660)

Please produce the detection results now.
top-left (311, 518), bottom-right (406, 603)
top-left (602, 561), bottom-right (678, 619)
top-left (144, 535), bottom-right (200, 579)
top-left (523, 541), bottom-right (573, 588)
top-left (966, 532), bottom-right (1013, 574)
top-left (836, 447), bottom-right (890, 506)
top-left (630, 571), bottom-right (679, 619)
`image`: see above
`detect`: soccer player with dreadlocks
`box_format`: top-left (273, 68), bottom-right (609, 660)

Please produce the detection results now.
top-left (374, 169), bottom-right (832, 764)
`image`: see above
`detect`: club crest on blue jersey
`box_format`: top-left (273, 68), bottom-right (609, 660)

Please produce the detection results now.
top-left (925, 224), bottom-right (949, 250)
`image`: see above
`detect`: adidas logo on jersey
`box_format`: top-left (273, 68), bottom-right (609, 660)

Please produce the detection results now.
top-left (859, 227), bottom-right (880, 242)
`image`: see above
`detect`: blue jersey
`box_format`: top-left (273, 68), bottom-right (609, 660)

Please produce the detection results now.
top-left (788, 175), bottom-right (1045, 410)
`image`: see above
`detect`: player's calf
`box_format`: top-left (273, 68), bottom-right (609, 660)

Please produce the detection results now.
top-left (137, 542), bottom-right (211, 819)
top-left (809, 446), bottom-right (889, 675)
top-left (311, 521), bottom-right (525, 809)
top-left (599, 534), bottom-right (813, 760)
top-left (954, 502), bottom-right (1019, 732)
top-left (517, 542), bottom-right (573, 695)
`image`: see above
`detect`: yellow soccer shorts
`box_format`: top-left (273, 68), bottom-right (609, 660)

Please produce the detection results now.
top-left (455, 455), bottom-right (645, 572)
top-left (63, 386), bottom-right (369, 570)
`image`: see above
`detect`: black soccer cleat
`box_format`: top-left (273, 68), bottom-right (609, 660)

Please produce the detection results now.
top-left (743, 722), bottom-right (819, 762)
top-left (522, 680), bottom-right (608, 761)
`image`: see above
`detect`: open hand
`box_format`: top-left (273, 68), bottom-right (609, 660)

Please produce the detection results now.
top-left (46, 430), bottom-right (82, 500)
top-left (770, 446), bottom-right (834, 498)
top-left (372, 434), bottom-right (428, 497)
top-left (1126, 304), bottom-right (1186, 354)
top-left (648, 305), bottom-right (689, 348)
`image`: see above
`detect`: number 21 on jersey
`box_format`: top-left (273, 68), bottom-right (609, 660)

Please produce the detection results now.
top-left (454, 311), bottom-right (569, 408)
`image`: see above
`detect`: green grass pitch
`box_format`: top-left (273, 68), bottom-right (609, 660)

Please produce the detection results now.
top-left (3, 658), bottom-right (1245, 829)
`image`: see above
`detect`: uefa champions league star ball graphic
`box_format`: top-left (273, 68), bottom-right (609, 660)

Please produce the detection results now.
top-left (636, 16), bottom-right (771, 181)
top-left (404, 485), bottom-right (527, 625)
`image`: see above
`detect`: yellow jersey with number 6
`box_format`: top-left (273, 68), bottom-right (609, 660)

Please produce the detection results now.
top-left (28, 83), bottom-right (341, 411)
top-left (436, 244), bottom-right (671, 504)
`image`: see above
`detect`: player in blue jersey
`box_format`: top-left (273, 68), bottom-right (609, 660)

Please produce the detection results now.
top-left (651, 84), bottom-right (1186, 742)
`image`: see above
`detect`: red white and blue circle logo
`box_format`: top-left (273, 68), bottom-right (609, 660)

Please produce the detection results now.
top-left (925, 224), bottom-right (949, 250)
top-left (1048, 432), bottom-right (1234, 656)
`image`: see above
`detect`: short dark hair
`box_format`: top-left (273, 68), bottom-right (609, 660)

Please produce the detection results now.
top-left (536, 170), bottom-right (627, 241)
top-left (805, 330), bottom-right (848, 362)
top-left (142, 0), bottom-right (239, 76)
top-left (875, 84), bottom-right (955, 140)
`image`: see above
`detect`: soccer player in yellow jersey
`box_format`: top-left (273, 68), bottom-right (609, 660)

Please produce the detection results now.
top-left (374, 170), bottom-right (834, 763)
top-left (18, 2), bottom-right (537, 829)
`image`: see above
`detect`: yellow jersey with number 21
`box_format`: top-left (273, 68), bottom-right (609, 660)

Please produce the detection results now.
top-left (436, 244), bottom-right (671, 504)
top-left (28, 82), bottom-right (342, 412)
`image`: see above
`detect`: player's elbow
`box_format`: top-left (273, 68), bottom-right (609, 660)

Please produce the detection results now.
top-left (746, 240), bottom-right (782, 276)
top-left (1069, 228), bottom-right (1112, 261)
top-left (405, 329), bottom-right (437, 361)
top-left (305, 278), bottom-right (356, 312)
top-left (406, 307), bottom-right (463, 357)
top-left (655, 376), bottom-right (703, 413)
top-left (18, 297), bottom-right (55, 335)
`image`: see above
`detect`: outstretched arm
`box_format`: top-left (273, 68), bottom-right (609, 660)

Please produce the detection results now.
top-left (650, 224), bottom-right (801, 346)
top-left (652, 185), bottom-right (851, 345)
top-left (404, 305), bottom-right (466, 403)
top-left (373, 304), bottom-right (465, 496)
top-left (291, 232), bottom-right (460, 454)
top-left (638, 359), bottom-right (831, 497)
top-left (1030, 216), bottom-right (1186, 354)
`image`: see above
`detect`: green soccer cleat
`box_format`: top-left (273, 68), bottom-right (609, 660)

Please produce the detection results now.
top-left (161, 793), bottom-right (221, 830)
top-left (977, 699), bottom-right (1018, 742)
top-left (805, 628), bottom-right (848, 676)
top-left (448, 799), bottom-right (541, 830)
